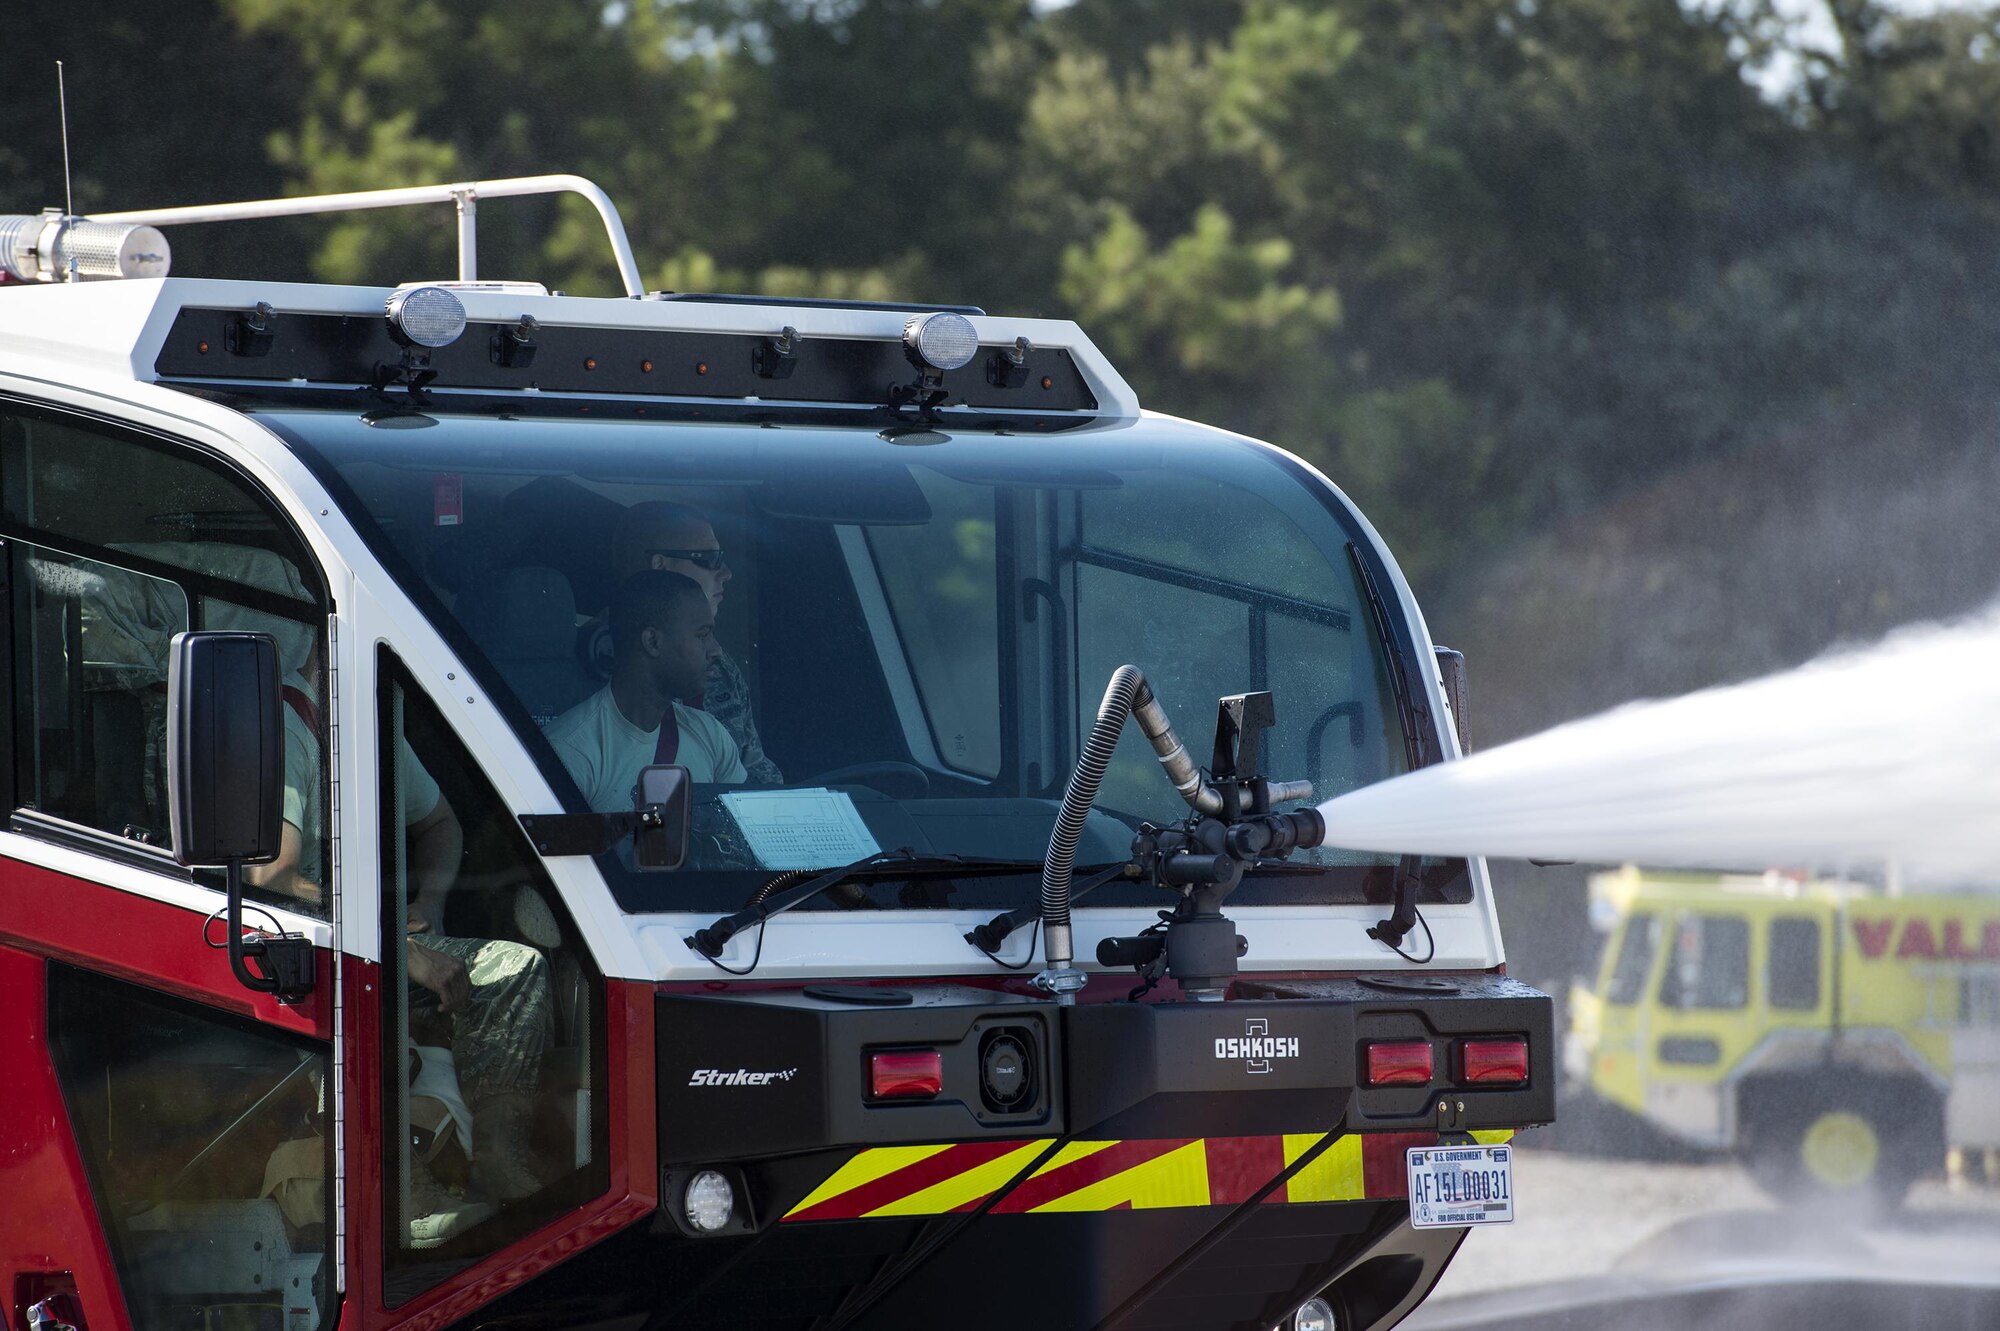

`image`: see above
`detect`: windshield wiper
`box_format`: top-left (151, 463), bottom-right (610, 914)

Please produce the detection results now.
top-left (1346, 543), bottom-right (1435, 954)
top-left (965, 862), bottom-right (1134, 960)
top-left (685, 849), bottom-right (1042, 963)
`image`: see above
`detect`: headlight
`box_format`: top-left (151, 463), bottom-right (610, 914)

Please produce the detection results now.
top-left (683, 1169), bottom-right (736, 1233)
top-left (1291, 1296), bottom-right (1336, 1331)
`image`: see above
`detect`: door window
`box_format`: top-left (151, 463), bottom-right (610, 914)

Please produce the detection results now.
top-left (1658, 913), bottom-right (1750, 1010)
top-left (11, 546), bottom-right (188, 846)
top-left (378, 649), bottom-right (606, 1302)
top-left (1766, 916), bottom-right (1822, 1011)
top-left (1605, 912), bottom-right (1659, 1005)
top-left (1, 404), bottom-right (328, 913)
top-left (48, 965), bottom-right (334, 1331)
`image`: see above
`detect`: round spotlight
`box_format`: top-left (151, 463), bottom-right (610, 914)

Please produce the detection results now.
top-left (385, 285), bottom-right (468, 349)
top-left (903, 311), bottom-right (979, 371)
top-left (683, 1170), bottom-right (735, 1233)
top-left (1291, 1296), bottom-right (1337, 1331)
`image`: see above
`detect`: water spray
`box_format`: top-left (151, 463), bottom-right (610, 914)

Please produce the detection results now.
top-left (1315, 606), bottom-right (2000, 886)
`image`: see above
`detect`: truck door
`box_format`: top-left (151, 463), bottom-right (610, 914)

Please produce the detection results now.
top-left (1588, 909), bottom-right (1661, 1115)
top-left (366, 648), bottom-right (613, 1319)
top-left (1644, 909), bottom-right (1753, 1146)
top-left (0, 400), bottom-right (336, 1331)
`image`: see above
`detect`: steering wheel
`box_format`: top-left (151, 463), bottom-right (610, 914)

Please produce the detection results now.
top-left (801, 761), bottom-right (932, 799)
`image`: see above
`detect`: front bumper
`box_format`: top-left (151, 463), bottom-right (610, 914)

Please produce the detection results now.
top-left (635, 972), bottom-right (1555, 1330)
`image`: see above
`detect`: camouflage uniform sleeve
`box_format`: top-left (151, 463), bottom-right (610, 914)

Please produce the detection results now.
top-left (703, 649), bottom-right (783, 785)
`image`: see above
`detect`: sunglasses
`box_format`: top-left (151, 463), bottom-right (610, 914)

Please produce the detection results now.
top-left (648, 548), bottom-right (728, 571)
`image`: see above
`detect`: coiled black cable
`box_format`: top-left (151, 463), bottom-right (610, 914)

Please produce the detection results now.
top-left (1041, 665), bottom-right (1148, 971)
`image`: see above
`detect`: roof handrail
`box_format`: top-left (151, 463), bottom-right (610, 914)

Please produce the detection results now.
top-left (91, 173), bottom-right (646, 297)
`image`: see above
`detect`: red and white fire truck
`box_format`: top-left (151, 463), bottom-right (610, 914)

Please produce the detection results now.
top-left (0, 177), bottom-right (1550, 1331)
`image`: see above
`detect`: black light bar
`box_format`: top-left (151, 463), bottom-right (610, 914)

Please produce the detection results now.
top-left (152, 307), bottom-right (1097, 414)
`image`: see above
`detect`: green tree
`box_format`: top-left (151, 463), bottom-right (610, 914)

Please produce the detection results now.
top-left (0, 5), bottom-right (303, 278)
top-left (1803, 2), bottom-right (2000, 195)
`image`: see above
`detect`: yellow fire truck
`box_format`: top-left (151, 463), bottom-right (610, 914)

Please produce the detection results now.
top-left (1566, 866), bottom-right (2000, 1204)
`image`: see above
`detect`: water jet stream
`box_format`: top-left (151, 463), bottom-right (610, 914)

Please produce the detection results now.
top-left (1316, 608), bottom-right (2000, 888)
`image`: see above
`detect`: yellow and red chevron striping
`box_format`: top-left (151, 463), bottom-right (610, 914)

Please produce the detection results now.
top-left (989, 1138), bottom-right (1202, 1213)
top-left (782, 1130), bottom-right (1513, 1220)
top-left (784, 1140), bottom-right (1045, 1221)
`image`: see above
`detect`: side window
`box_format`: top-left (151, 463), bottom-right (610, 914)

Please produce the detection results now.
top-left (864, 473), bottom-right (1001, 777)
top-left (1658, 912), bottom-right (1750, 1010)
top-left (378, 650), bottom-right (605, 1300)
top-left (12, 547), bottom-right (188, 844)
top-left (1, 405), bottom-right (328, 912)
top-left (1964, 973), bottom-right (2000, 1027)
top-left (1606, 911), bottom-right (1660, 1005)
top-left (48, 965), bottom-right (333, 1331)
top-left (1767, 916), bottom-right (1822, 1011)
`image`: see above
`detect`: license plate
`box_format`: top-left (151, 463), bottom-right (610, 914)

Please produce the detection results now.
top-left (1405, 1144), bottom-right (1515, 1228)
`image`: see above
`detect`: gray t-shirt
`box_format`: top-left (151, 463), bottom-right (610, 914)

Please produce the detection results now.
top-left (544, 686), bottom-right (747, 812)
top-left (583, 616), bottom-right (780, 785)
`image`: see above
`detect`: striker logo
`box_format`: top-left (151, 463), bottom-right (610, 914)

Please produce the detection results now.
top-left (688, 1067), bottom-right (799, 1087)
top-left (1215, 1018), bottom-right (1299, 1075)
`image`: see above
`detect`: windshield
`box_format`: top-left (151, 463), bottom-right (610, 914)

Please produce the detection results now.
top-left (264, 410), bottom-right (1463, 912)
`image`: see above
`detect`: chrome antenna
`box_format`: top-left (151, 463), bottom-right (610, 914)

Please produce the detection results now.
top-left (57, 61), bottom-right (77, 281)
top-left (57, 61), bottom-right (74, 217)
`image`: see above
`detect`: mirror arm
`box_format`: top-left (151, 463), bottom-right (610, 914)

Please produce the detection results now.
top-left (519, 806), bottom-right (666, 857)
top-left (225, 861), bottom-right (274, 994)
top-left (224, 860), bottom-right (316, 1004)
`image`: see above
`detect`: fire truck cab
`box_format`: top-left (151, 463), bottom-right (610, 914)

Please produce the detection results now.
top-left (0, 179), bottom-right (1551, 1331)
top-left (1568, 865), bottom-right (2000, 1206)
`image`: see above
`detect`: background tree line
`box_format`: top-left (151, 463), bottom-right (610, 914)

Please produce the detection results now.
top-left (11, 0), bottom-right (2000, 985)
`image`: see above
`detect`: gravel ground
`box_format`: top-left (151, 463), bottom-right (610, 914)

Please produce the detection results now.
top-left (1419, 1146), bottom-right (2000, 1304)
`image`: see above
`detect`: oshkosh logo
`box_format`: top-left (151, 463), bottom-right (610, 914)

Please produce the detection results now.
top-left (1215, 1018), bottom-right (1298, 1074)
top-left (688, 1067), bottom-right (798, 1087)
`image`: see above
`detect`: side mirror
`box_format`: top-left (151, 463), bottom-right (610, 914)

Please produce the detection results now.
top-left (518, 763), bottom-right (691, 870)
top-left (633, 764), bottom-right (691, 872)
top-left (167, 632), bottom-right (312, 1003)
top-left (167, 631), bottom-right (284, 864)
top-left (1433, 646), bottom-right (1470, 756)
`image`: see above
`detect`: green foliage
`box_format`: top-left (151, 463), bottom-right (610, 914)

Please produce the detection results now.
top-left (1058, 203), bottom-right (1339, 436)
top-left (12, 0), bottom-right (2000, 750)
top-left (1, 4), bottom-right (302, 277)
top-left (1804, 3), bottom-right (2000, 193)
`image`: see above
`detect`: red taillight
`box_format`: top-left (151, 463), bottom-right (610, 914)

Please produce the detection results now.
top-left (1364, 1040), bottom-right (1434, 1086)
top-left (1461, 1037), bottom-right (1529, 1085)
top-left (869, 1049), bottom-right (943, 1100)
